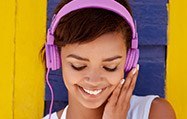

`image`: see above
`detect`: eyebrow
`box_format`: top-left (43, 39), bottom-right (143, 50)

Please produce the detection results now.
top-left (66, 54), bottom-right (122, 62)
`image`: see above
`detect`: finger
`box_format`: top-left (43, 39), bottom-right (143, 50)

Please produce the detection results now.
top-left (108, 78), bottom-right (125, 107)
top-left (120, 66), bottom-right (139, 111)
top-left (117, 64), bottom-right (139, 106)
top-left (124, 65), bottom-right (139, 102)
top-left (122, 65), bottom-right (138, 93)
top-left (126, 65), bottom-right (139, 98)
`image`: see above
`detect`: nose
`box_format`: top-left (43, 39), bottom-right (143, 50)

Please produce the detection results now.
top-left (84, 69), bottom-right (104, 85)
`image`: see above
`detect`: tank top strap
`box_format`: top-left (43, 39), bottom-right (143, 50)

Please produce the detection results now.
top-left (60, 105), bottom-right (69, 119)
top-left (127, 95), bottom-right (159, 119)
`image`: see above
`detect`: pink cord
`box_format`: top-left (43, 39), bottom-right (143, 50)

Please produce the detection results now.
top-left (46, 68), bottom-right (54, 119)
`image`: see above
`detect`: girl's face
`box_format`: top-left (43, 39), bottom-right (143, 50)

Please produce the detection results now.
top-left (61, 32), bottom-right (127, 109)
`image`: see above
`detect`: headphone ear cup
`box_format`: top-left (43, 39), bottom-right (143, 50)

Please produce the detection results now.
top-left (45, 44), bottom-right (61, 70)
top-left (132, 49), bottom-right (139, 68)
top-left (51, 45), bottom-right (56, 70)
top-left (54, 45), bottom-right (61, 70)
top-left (51, 45), bottom-right (61, 70)
top-left (125, 49), bottom-right (139, 72)
top-left (128, 49), bottom-right (135, 71)
top-left (52, 45), bottom-right (57, 70)
top-left (125, 49), bottom-right (132, 72)
top-left (45, 44), bottom-right (52, 69)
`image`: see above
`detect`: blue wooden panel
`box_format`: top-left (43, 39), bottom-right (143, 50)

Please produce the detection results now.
top-left (132, 0), bottom-right (168, 4)
top-left (130, 3), bottom-right (168, 45)
top-left (139, 45), bottom-right (166, 61)
top-left (47, 0), bottom-right (61, 29)
top-left (134, 61), bottom-right (165, 97)
top-left (138, 25), bottom-right (167, 45)
top-left (44, 0), bottom-right (167, 115)
top-left (45, 69), bottom-right (68, 101)
top-left (135, 46), bottom-right (166, 97)
top-left (131, 4), bottom-right (167, 25)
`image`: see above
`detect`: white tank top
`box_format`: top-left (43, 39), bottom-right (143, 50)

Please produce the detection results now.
top-left (43, 95), bottom-right (158, 119)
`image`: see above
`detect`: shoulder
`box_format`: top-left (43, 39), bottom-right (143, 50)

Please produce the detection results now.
top-left (128, 95), bottom-right (176, 119)
top-left (149, 98), bottom-right (176, 119)
top-left (57, 109), bottom-right (64, 119)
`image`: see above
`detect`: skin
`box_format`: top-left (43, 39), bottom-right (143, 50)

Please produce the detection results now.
top-left (56, 32), bottom-right (176, 119)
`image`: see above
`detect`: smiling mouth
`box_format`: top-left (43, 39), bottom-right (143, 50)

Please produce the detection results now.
top-left (78, 85), bottom-right (107, 97)
top-left (83, 88), bottom-right (102, 95)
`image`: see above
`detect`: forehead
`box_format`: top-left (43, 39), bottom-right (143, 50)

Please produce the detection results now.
top-left (61, 32), bottom-right (126, 58)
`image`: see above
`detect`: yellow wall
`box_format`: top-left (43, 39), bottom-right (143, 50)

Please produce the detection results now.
top-left (0, 0), bottom-right (46, 119)
top-left (166, 0), bottom-right (187, 119)
top-left (0, 0), bottom-right (15, 118)
top-left (1, 0), bottom-right (187, 119)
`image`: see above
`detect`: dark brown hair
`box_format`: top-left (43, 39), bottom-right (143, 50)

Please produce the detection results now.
top-left (40, 0), bottom-right (133, 63)
top-left (53, 0), bottom-right (133, 51)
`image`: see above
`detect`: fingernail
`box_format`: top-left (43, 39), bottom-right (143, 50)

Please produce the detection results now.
top-left (120, 79), bottom-right (125, 84)
top-left (132, 68), bottom-right (136, 75)
top-left (137, 64), bottom-right (139, 71)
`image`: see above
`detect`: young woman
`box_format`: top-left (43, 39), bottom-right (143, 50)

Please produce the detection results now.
top-left (43, 0), bottom-right (176, 119)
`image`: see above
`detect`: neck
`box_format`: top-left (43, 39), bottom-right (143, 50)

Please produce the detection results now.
top-left (66, 93), bottom-right (106, 119)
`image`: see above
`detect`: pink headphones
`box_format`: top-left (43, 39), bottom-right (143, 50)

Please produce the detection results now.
top-left (45, 0), bottom-right (139, 118)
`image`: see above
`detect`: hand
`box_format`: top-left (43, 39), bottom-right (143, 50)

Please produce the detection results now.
top-left (102, 64), bottom-right (139, 119)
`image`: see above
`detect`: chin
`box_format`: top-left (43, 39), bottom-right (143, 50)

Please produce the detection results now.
top-left (80, 99), bottom-right (106, 109)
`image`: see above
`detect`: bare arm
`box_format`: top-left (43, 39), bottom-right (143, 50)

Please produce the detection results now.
top-left (57, 109), bottom-right (64, 119)
top-left (149, 98), bottom-right (176, 119)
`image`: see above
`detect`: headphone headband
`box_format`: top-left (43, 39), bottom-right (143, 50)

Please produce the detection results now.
top-left (47, 0), bottom-right (138, 48)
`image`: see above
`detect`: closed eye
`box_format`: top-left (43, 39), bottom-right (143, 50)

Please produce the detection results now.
top-left (71, 64), bottom-right (118, 72)
top-left (71, 65), bottom-right (86, 71)
top-left (103, 66), bottom-right (117, 72)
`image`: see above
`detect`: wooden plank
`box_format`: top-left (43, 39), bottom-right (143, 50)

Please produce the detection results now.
top-left (14, 0), bottom-right (46, 118)
top-left (166, 0), bottom-right (187, 118)
top-left (0, 0), bottom-right (15, 118)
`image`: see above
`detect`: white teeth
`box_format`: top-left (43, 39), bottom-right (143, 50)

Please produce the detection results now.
top-left (83, 88), bottom-right (102, 95)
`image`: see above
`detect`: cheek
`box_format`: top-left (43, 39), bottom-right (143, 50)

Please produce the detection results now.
top-left (61, 68), bottom-right (80, 93)
top-left (107, 67), bottom-right (125, 85)
top-left (62, 64), bottom-right (82, 85)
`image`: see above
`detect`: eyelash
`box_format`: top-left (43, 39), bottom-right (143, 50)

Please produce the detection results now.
top-left (71, 65), bottom-right (117, 72)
